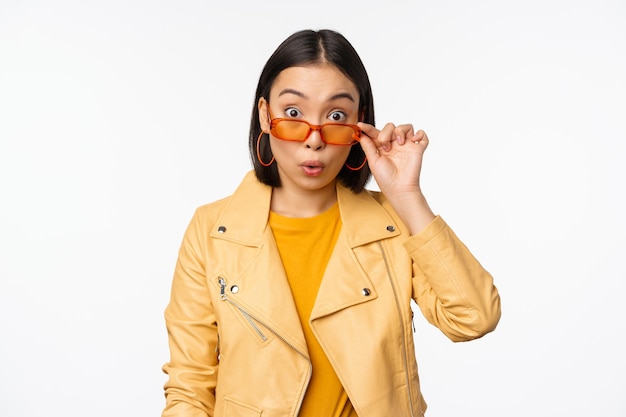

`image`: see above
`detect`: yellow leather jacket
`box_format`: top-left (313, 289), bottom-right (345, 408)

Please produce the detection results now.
top-left (162, 171), bottom-right (501, 417)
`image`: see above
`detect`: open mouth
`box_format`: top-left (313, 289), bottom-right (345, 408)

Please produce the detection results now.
top-left (302, 161), bottom-right (324, 176)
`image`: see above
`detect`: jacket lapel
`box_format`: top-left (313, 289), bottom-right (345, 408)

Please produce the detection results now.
top-left (310, 184), bottom-right (401, 320)
top-left (209, 172), bottom-right (402, 348)
top-left (210, 172), bottom-right (308, 355)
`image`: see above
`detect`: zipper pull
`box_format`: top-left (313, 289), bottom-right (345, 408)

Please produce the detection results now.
top-left (411, 310), bottom-right (416, 333)
top-left (218, 277), bottom-right (227, 300)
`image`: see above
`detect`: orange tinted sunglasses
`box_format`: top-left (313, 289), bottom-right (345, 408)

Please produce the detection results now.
top-left (267, 108), bottom-right (361, 146)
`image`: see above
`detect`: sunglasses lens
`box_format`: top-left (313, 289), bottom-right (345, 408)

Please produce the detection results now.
top-left (271, 119), bottom-right (360, 145)
top-left (272, 120), bottom-right (311, 141)
top-left (322, 125), bottom-right (360, 145)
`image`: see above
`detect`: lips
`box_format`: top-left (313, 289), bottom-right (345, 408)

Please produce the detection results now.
top-left (301, 160), bottom-right (324, 176)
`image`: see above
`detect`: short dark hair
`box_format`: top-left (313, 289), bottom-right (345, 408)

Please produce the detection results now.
top-left (248, 29), bottom-right (375, 193)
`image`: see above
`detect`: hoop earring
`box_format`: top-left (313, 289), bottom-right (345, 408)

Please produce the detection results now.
top-left (256, 131), bottom-right (275, 167)
top-left (345, 155), bottom-right (367, 171)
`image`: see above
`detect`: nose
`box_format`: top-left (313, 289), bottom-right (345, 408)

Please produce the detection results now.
top-left (305, 126), bottom-right (325, 150)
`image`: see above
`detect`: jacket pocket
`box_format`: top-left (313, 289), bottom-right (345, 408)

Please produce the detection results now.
top-left (223, 396), bottom-right (262, 417)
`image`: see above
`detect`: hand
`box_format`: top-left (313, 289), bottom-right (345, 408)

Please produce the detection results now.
top-left (357, 122), bottom-right (428, 196)
top-left (357, 122), bottom-right (435, 234)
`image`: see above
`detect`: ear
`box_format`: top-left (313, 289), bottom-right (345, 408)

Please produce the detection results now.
top-left (258, 97), bottom-right (270, 133)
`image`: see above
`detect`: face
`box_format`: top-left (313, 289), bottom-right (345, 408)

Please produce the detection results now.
top-left (258, 64), bottom-right (360, 195)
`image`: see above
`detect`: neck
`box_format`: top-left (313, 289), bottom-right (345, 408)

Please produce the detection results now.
top-left (270, 182), bottom-right (338, 218)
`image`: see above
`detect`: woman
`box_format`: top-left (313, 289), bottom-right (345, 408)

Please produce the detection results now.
top-left (162, 29), bottom-right (501, 417)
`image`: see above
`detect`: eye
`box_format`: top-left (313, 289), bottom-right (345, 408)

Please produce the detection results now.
top-left (284, 107), bottom-right (302, 118)
top-left (328, 111), bottom-right (346, 122)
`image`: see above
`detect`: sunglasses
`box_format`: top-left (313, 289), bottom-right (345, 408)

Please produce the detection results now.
top-left (267, 108), bottom-right (361, 146)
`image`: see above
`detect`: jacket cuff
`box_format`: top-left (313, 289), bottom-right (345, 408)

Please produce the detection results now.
top-left (402, 215), bottom-right (448, 252)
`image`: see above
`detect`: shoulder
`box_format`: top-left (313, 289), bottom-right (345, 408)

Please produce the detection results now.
top-left (362, 188), bottom-right (386, 204)
top-left (193, 195), bottom-right (231, 219)
top-left (343, 186), bottom-right (398, 219)
top-left (184, 171), bottom-right (271, 245)
top-left (191, 170), bottom-right (267, 222)
top-left (337, 185), bottom-right (412, 242)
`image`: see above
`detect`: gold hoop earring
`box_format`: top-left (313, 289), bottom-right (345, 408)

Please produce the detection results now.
top-left (256, 131), bottom-right (275, 167)
top-left (345, 155), bottom-right (367, 171)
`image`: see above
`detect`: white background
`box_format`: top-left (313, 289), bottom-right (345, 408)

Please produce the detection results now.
top-left (1, 0), bottom-right (625, 416)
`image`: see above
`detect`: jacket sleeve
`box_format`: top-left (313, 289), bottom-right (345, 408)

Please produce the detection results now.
top-left (404, 216), bottom-right (501, 342)
top-left (162, 209), bottom-right (218, 417)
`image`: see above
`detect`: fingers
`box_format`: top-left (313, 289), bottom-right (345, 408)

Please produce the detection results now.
top-left (358, 122), bottom-right (423, 151)
top-left (357, 122), bottom-right (380, 140)
top-left (412, 130), bottom-right (429, 151)
top-left (383, 124), bottom-right (415, 146)
top-left (356, 130), bottom-right (380, 161)
top-left (356, 123), bottom-right (386, 159)
top-left (377, 123), bottom-right (397, 152)
top-left (358, 122), bottom-right (398, 151)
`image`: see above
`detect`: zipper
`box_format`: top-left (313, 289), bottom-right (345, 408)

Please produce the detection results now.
top-left (217, 276), bottom-right (312, 415)
top-left (378, 242), bottom-right (416, 417)
top-left (218, 277), bottom-right (267, 341)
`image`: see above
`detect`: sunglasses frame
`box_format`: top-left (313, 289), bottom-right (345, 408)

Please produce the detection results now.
top-left (267, 108), bottom-right (361, 146)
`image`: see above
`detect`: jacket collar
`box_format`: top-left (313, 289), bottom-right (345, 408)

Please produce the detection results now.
top-left (211, 171), bottom-right (400, 246)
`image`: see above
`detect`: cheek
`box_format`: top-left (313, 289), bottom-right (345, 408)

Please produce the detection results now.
top-left (332, 147), bottom-right (353, 164)
top-left (269, 138), bottom-right (297, 158)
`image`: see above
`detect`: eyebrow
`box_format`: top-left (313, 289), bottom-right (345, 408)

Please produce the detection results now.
top-left (277, 88), bottom-right (356, 103)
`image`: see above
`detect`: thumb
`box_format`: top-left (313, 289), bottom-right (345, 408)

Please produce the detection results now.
top-left (357, 133), bottom-right (380, 163)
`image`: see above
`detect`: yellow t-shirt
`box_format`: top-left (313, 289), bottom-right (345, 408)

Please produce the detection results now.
top-left (269, 202), bottom-right (359, 417)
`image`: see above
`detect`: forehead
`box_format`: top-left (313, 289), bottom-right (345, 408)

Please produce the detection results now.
top-left (270, 64), bottom-right (358, 102)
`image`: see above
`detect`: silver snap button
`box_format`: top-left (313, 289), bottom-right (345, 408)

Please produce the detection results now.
top-left (217, 226), bottom-right (226, 233)
top-left (230, 285), bottom-right (239, 294)
top-left (361, 288), bottom-right (371, 296)
top-left (386, 225), bottom-right (395, 232)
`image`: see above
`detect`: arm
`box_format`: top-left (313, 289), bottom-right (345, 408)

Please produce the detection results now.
top-left (404, 216), bottom-right (501, 341)
top-left (358, 123), bottom-right (500, 340)
top-left (162, 210), bottom-right (218, 417)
